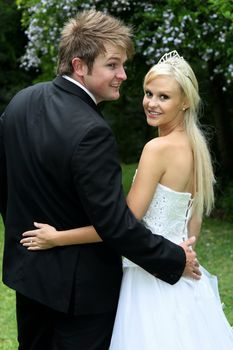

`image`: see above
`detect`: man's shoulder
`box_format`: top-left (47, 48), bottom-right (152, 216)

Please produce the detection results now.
top-left (4, 81), bottom-right (52, 112)
top-left (25, 80), bottom-right (52, 94)
top-left (10, 80), bottom-right (52, 100)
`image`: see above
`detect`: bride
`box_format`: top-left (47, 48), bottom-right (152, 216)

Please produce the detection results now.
top-left (21, 51), bottom-right (233, 349)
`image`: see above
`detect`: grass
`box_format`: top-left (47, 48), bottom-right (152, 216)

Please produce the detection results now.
top-left (197, 219), bottom-right (233, 322)
top-left (0, 163), bottom-right (233, 349)
top-left (0, 218), bottom-right (17, 350)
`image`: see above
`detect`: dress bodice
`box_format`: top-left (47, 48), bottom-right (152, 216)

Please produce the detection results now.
top-left (142, 183), bottom-right (193, 244)
top-left (123, 183), bottom-right (193, 267)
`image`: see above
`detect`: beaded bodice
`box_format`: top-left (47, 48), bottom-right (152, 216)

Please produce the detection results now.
top-left (123, 183), bottom-right (193, 267)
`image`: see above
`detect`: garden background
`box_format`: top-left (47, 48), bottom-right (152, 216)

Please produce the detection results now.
top-left (0, 0), bottom-right (233, 348)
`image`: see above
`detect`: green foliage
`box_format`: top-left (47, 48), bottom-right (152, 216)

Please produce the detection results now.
top-left (133, 0), bottom-right (233, 87)
top-left (209, 0), bottom-right (233, 21)
top-left (16, 0), bottom-right (87, 80)
top-left (16, 0), bottom-right (233, 86)
top-left (0, 0), bottom-right (36, 113)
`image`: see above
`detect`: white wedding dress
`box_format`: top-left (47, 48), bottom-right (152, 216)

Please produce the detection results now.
top-left (109, 183), bottom-right (233, 350)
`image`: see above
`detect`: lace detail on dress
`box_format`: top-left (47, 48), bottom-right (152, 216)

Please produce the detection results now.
top-left (123, 183), bottom-right (193, 268)
top-left (142, 183), bottom-right (192, 243)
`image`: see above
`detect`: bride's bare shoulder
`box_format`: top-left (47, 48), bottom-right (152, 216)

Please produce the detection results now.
top-left (143, 136), bottom-right (177, 154)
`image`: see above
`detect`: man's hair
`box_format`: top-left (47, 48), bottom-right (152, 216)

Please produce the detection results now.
top-left (57, 10), bottom-right (134, 75)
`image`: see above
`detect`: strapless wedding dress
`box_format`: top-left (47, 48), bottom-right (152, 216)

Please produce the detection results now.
top-left (109, 183), bottom-right (233, 350)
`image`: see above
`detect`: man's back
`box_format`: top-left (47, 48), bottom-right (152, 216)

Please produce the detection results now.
top-left (1, 77), bottom-right (123, 314)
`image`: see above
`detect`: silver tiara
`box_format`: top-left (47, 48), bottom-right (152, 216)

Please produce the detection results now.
top-left (157, 50), bottom-right (194, 86)
top-left (158, 50), bottom-right (183, 65)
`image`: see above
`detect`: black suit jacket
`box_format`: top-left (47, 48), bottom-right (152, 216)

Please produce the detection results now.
top-left (0, 76), bottom-right (185, 314)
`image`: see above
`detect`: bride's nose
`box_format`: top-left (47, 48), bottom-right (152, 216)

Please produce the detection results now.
top-left (148, 97), bottom-right (159, 107)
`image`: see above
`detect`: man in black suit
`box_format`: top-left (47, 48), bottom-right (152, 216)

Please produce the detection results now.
top-left (0, 9), bottom-right (200, 350)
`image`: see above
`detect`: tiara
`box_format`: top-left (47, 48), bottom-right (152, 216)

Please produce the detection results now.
top-left (158, 50), bottom-right (183, 65)
top-left (157, 50), bottom-right (194, 86)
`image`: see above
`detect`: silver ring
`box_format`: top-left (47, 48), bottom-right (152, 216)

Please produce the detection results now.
top-left (30, 239), bottom-right (33, 244)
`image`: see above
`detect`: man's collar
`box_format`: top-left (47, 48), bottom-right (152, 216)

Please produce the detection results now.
top-left (62, 75), bottom-right (97, 104)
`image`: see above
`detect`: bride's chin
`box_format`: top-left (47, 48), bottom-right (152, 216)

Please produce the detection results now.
top-left (147, 117), bottom-right (158, 126)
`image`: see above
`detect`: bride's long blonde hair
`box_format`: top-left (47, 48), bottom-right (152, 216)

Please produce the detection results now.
top-left (143, 52), bottom-right (215, 218)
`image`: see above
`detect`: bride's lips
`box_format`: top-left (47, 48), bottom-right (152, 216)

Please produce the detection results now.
top-left (147, 110), bottom-right (162, 118)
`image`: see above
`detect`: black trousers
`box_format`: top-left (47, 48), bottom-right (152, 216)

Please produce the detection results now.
top-left (16, 292), bottom-right (116, 350)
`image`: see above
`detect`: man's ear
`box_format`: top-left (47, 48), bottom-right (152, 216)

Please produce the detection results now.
top-left (71, 57), bottom-right (88, 78)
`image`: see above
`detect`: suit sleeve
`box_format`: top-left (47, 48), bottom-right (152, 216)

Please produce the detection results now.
top-left (0, 113), bottom-right (7, 221)
top-left (72, 124), bottom-right (186, 284)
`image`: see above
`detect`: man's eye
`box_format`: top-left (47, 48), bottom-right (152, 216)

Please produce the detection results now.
top-left (108, 63), bottom-right (116, 69)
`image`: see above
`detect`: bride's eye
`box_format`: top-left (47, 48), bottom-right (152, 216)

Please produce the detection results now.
top-left (145, 90), bottom-right (153, 98)
top-left (159, 94), bottom-right (169, 101)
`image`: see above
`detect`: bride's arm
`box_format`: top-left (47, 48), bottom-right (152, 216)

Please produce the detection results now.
top-left (21, 141), bottom-right (165, 250)
top-left (20, 222), bottom-right (102, 250)
top-left (126, 141), bottom-right (165, 219)
top-left (187, 214), bottom-right (202, 248)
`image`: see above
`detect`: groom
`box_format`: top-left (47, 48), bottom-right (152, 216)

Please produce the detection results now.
top-left (0, 9), bottom-right (200, 350)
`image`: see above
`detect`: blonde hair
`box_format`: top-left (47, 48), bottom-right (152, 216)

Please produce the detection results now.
top-left (57, 10), bottom-right (134, 75)
top-left (144, 56), bottom-right (215, 218)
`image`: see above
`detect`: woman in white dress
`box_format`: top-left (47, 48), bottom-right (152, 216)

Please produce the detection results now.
top-left (21, 51), bottom-right (233, 349)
